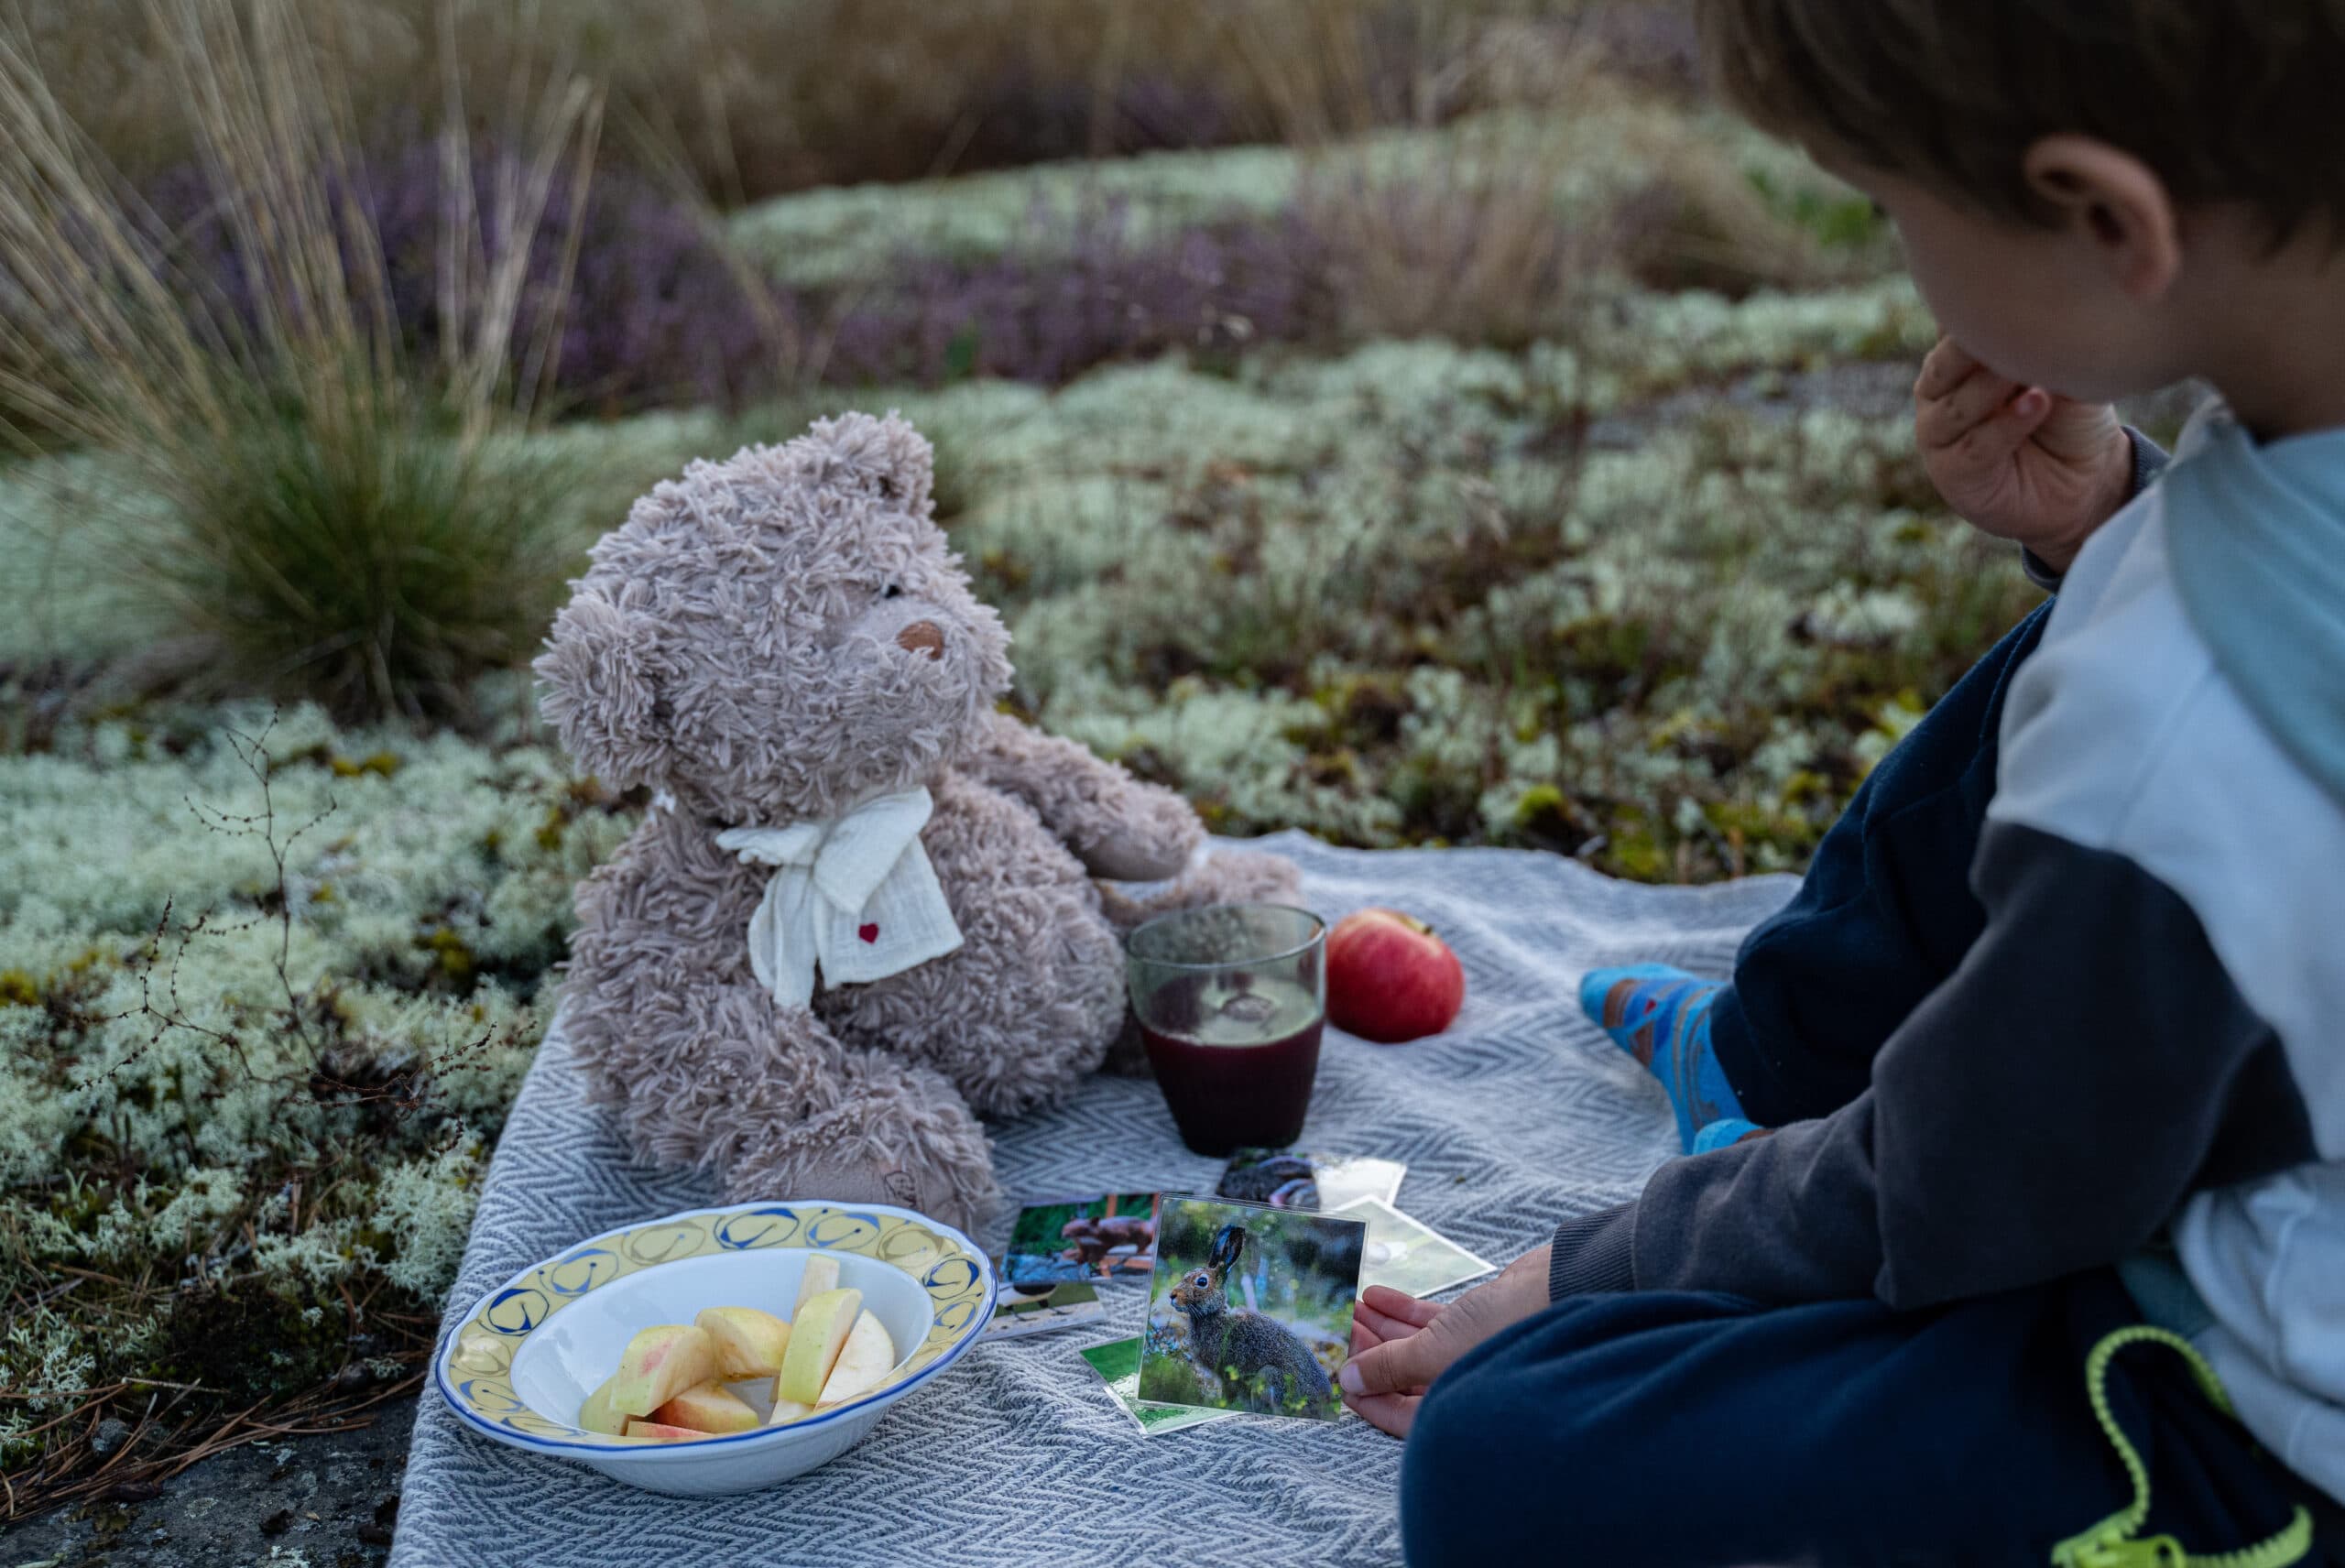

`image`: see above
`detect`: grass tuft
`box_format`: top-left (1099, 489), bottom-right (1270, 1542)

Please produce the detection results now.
top-left (149, 387), bottom-right (572, 716)
top-left (0, 0), bottom-right (600, 718)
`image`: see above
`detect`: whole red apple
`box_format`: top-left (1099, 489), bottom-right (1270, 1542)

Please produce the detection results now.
top-left (1326, 909), bottom-right (1465, 1043)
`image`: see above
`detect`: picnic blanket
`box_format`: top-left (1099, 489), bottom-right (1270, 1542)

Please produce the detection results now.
top-left (390, 830), bottom-right (1796, 1568)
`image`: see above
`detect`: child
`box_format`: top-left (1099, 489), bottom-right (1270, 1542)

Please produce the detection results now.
top-left (1339, 4), bottom-right (2345, 1563)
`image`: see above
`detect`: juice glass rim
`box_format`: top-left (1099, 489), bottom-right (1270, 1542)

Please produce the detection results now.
top-left (1125, 902), bottom-right (1326, 971)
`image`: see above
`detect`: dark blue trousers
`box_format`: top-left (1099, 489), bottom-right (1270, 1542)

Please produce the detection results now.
top-left (1402, 1272), bottom-right (2320, 1568)
top-left (1707, 599), bottom-right (2056, 1126)
top-left (1397, 604), bottom-right (2332, 1565)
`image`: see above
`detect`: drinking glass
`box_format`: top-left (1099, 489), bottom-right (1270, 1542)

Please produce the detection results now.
top-left (1125, 904), bottom-right (1327, 1156)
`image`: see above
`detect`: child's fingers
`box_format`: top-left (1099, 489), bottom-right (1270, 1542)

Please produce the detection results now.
top-left (1915, 368), bottom-right (2025, 451)
top-left (1339, 1328), bottom-right (1449, 1400)
top-left (1913, 335), bottom-right (1982, 402)
top-left (1339, 1387), bottom-right (1423, 1438)
top-left (1340, 1335), bottom-right (1428, 1397)
top-left (1360, 1284), bottom-right (1443, 1328)
top-left (1355, 1299), bottom-right (1428, 1345)
top-left (1946, 387), bottom-right (2055, 469)
top-left (1358, 1292), bottom-right (1439, 1335)
top-left (1352, 1315), bottom-right (1407, 1356)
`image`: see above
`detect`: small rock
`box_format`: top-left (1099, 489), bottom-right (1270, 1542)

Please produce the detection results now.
top-left (91, 1416), bottom-right (131, 1455)
top-left (261, 1507), bottom-right (295, 1536)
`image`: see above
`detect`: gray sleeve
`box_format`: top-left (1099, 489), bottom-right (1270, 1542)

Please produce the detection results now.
top-left (1548, 822), bottom-right (2314, 1306)
top-left (2021, 427), bottom-right (2172, 590)
top-left (2126, 424), bottom-right (2171, 495)
top-left (1547, 1205), bottom-right (1634, 1298)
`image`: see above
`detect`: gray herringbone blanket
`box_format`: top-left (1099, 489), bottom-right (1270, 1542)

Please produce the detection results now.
top-left (390, 832), bottom-right (1794, 1567)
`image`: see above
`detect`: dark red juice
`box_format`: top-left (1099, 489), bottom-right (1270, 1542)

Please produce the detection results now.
top-left (1139, 973), bottom-right (1324, 1155)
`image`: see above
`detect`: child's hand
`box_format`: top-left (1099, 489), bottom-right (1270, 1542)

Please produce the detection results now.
top-left (1340, 1286), bottom-right (1443, 1435)
top-left (1914, 336), bottom-right (2134, 577)
top-left (1337, 1247), bottom-right (1553, 1437)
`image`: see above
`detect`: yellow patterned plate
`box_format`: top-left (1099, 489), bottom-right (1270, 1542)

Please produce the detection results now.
top-left (433, 1201), bottom-right (997, 1496)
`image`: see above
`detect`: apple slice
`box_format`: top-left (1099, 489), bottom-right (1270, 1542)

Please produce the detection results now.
top-left (791, 1255), bottom-right (842, 1318)
top-left (624, 1419), bottom-right (713, 1443)
top-left (696, 1305), bottom-right (792, 1378)
top-left (773, 1287), bottom-right (861, 1405)
top-left (607, 1323), bottom-right (717, 1419)
top-left (652, 1379), bottom-right (759, 1435)
top-left (816, 1311), bottom-right (899, 1406)
top-left (575, 1375), bottom-right (627, 1436)
top-left (767, 1398), bottom-right (814, 1427)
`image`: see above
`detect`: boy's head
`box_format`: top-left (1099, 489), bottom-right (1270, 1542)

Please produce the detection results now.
top-left (1698, 1), bottom-right (2345, 406)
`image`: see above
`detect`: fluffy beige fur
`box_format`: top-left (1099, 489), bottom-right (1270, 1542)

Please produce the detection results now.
top-left (537, 411), bottom-right (1297, 1231)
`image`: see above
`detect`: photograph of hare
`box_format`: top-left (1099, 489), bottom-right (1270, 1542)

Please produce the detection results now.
top-left (1140, 1198), bottom-right (1365, 1421)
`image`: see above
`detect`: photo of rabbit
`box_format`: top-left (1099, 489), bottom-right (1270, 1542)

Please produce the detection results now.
top-left (1140, 1197), bottom-right (1365, 1421)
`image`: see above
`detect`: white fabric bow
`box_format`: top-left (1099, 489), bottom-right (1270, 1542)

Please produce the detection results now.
top-left (714, 788), bottom-right (964, 1009)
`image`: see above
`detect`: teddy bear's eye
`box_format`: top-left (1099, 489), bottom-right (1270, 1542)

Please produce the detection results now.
top-left (882, 583), bottom-right (903, 600)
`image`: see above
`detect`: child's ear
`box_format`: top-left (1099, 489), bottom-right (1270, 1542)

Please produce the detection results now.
top-left (2021, 134), bottom-right (2182, 301)
top-left (535, 588), bottom-right (672, 789)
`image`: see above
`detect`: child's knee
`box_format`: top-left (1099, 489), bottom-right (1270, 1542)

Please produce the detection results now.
top-left (1400, 1377), bottom-right (1530, 1564)
top-left (1399, 1343), bottom-right (1629, 1565)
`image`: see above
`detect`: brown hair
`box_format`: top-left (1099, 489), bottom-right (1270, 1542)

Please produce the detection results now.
top-left (1698, 0), bottom-right (2345, 245)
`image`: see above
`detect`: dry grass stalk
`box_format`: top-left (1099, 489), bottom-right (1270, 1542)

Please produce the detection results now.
top-left (1215, 2), bottom-right (1613, 348)
top-left (1219, 2), bottom-right (1865, 342)
top-left (429, 0), bottom-right (602, 435)
top-left (0, 0), bottom-right (604, 715)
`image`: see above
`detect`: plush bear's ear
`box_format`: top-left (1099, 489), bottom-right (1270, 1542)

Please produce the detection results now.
top-left (804, 408), bottom-right (934, 517)
top-left (534, 588), bottom-right (671, 789)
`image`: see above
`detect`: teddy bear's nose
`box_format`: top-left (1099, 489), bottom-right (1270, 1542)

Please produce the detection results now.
top-left (895, 620), bottom-right (945, 660)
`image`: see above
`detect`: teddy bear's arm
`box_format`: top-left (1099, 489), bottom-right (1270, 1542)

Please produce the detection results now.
top-left (958, 710), bottom-right (1202, 882)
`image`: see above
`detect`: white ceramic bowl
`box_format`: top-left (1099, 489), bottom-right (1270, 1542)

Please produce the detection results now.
top-left (433, 1201), bottom-right (997, 1496)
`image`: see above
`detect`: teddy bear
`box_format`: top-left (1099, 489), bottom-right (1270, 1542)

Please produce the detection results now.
top-left (535, 410), bottom-right (1299, 1232)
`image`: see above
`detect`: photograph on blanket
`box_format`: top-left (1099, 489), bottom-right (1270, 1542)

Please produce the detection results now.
top-left (1003, 1192), bottom-right (1162, 1287)
top-left (981, 1279), bottom-right (1107, 1341)
top-left (1327, 1196), bottom-right (1495, 1298)
top-left (1215, 1149), bottom-right (1405, 1214)
top-left (1139, 1197), bottom-right (1362, 1421)
top-left (1078, 1339), bottom-right (1237, 1435)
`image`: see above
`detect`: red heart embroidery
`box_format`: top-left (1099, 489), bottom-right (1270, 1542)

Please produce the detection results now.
top-left (858, 923), bottom-right (879, 943)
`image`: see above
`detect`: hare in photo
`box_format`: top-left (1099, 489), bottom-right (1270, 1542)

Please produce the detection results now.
top-left (1165, 1223), bottom-right (1337, 1416)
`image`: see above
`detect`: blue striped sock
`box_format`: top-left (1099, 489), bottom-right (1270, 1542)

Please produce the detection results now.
top-left (1691, 1116), bottom-right (1766, 1154)
top-left (1578, 964), bottom-right (1752, 1153)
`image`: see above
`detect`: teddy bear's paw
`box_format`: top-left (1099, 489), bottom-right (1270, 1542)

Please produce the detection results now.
top-left (724, 1130), bottom-right (1000, 1237)
top-left (1096, 848), bottom-right (1304, 932)
top-left (1074, 780), bottom-right (1205, 883)
top-left (726, 1155), bottom-right (927, 1218)
top-left (722, 1051), bottom-right (1001, 1235)
top-left (1194, 848), bottom-right (1304, 907)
